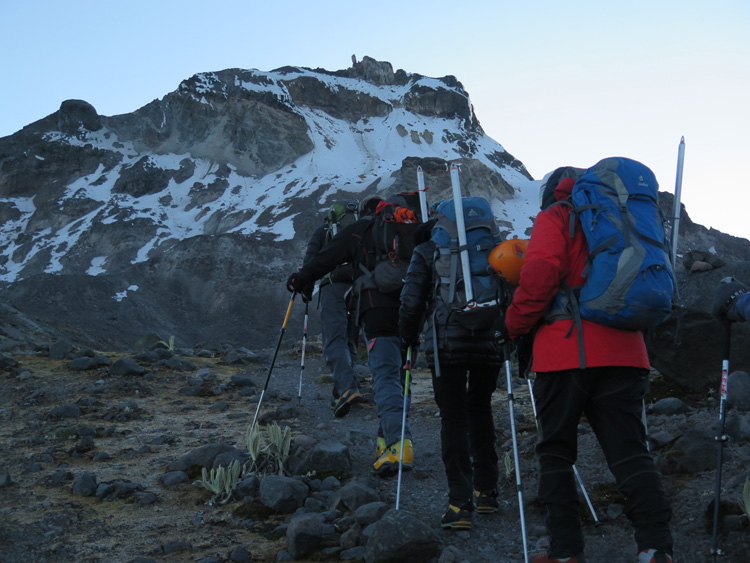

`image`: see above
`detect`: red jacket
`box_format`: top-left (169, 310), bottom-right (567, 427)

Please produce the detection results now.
top-left (505, 178), bottom-right (650, 372)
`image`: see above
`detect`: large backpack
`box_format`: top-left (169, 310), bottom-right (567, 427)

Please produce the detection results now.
top-left (431, 197), bottom-right (504, 331)
top-left (317, 201), bottom-right (359, 288)
top-left (548, 157), bottom-right (675, 338)
top-left (324, 201), bottom-right (359, 243)
top-left (356, 192), bottom-right (422, 297)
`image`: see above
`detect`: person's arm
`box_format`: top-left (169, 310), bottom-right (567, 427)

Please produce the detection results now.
top-left (713, 278), bottom-right (749, 323)
top-left (505, 208), bottom-right (570, 338)
top-left (302, 225), bottom-right (327, 266)
top-left (737, 292), bottom-right (750, 322)
top-left (399, 242), bottom-right (433, 345)
top-left (295, 220), bottom-right (365, 288)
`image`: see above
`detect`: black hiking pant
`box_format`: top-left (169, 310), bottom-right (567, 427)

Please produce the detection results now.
top-left (534, 366), bottom-right (673, 558)
top-left (431, 363), bottom-right (499, 508)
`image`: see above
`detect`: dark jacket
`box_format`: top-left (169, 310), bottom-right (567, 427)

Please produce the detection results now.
top-left (296, 217), bottom-right (399, 317)
top-left (399, 240), bottom-right (503, 368)
top-left (303, 224), bottom-right (355, 286)
top-left (297, 215), bottom-right (435, 336)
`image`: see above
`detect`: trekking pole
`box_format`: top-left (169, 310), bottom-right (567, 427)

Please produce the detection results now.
top-left (298, 299), bottom-right (309, 406)
top-left (642, 400), bottom-right (652, 452)
top-left (504, 342), bottom-right (529, 563)
top-left (395, 346), bottom-right (412, 510)
top-left (250, 292), bottom-right (296, 431)
top-left (710, 320), bottom-right (732, 561)
top-left (670, 136), bottom-right (686, 270)
top-left (416, 165), bottom-right (429, 222)
top-left (448, 163), bottom-right (474, 304)
top-left (526, 379), bottom-right (600, 525)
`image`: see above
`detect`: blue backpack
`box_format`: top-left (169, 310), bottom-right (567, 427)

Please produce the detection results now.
top-left (431, 197), bottom-right (504, 331)
top-left (549, 157), bottom-right (675, 341)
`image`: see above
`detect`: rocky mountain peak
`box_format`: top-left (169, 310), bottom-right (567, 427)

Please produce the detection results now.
top-left (0, 57), bottom-right (749, 392)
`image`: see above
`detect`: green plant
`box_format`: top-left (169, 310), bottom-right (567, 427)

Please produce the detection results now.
top-left (246, 424), bottom-right (262, 463)
top-left (199, 459), bottom-right (242, 504)
top-left (739, 478), bottom-right (750, 520)
top-left (265, 422), bottom-right (292, 475)
top-left (504, 451), bottom-right (513, 479)
top-left (243, 421), bottom-right (292, 477)
top-left (157, 335), bottom-right (175, 351)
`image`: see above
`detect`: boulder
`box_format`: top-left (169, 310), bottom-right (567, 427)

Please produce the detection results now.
top-left (363, 509), bottom-right (441, 563)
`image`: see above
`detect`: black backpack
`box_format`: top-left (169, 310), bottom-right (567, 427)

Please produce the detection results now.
top-left (355, 192), bottom-right (422, 297)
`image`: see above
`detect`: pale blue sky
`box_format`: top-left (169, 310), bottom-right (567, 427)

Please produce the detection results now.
top-left (2, 0), bottom-right (748, 241)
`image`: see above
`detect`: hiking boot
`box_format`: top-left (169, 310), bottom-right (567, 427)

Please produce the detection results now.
top-left (332, 388), bottom-right (361, 418)
top-left (373, 439), bottom-right (413, 475)
top-left (440, 503), bottom-right (473, 530)
top-left (532, 554), bottom-right (586, 563)
top-left (638, 549), bottom-right (672, 563)
top-left (473, 489), bottom-right (500, 514)
top-left (375, 436), bottom-right (387, 459)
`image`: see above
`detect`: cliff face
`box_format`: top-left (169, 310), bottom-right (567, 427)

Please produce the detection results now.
top-left (0, 57), bottom-right (535, 352)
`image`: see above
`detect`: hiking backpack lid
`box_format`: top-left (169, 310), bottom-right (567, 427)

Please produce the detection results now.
top-left (559, 156), bottom-right (675, 331)
top-left (539, 166), bottom-right (586, 210)
top-left (431, 197), bottom-right (504, 329)
top-left (325, 201), bottom-right (359, 239)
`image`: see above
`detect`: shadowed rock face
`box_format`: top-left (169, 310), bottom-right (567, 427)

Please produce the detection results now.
top-left (646, 193), bottom-right (750, 390)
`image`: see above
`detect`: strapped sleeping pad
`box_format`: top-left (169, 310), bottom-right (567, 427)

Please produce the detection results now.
top-left (430, 197), bottom-right (506, 375)
top-left (547, 157), bottom-right (675, 367)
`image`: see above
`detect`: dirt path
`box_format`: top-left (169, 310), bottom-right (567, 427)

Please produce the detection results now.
top-left (0, 341), bottom-right (749, 562)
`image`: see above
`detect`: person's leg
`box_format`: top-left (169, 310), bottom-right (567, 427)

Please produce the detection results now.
top-left (365, 334), bottom-right (410, 446)
top-left (432, 363), bottom-right (473, 507)
top-left (466, 364), bottom-right (499, 496)
top-left (346, 304), bottom-right (360, 368)
top-left (320, 283), bottom-right (359, 397)
top-left (534, 369), bottom-right (590, 559)
top-left (585, 367), bottom-right (673, 555)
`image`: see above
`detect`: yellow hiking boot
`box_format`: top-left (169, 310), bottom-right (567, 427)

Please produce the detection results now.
top-left (440, 503), bottom-right (473, 530)
top-left (474, 489), bottom-right (500, 514)
top-left (375, 437), bottom-right (387, 459)
top-left (373, 439), bottom-right (413, 476)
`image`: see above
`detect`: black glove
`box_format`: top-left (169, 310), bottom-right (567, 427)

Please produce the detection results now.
top-left (301, 284), bottom-right (314, 303)
top-left (286, 272), bottom-right (307, 294)
top-left (713, 277), bottom-right (748, 322)
top-left (400, 336), bottom-right (418, 355)
top-left (494, 313), bottom-right (508, 345)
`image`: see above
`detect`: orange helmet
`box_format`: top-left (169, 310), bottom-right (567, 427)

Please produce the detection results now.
top-left (488, 238), bottom-right (529, 286)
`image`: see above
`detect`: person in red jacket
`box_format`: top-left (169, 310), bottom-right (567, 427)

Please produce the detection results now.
top-left (505, 175), bottom-right (673, 563)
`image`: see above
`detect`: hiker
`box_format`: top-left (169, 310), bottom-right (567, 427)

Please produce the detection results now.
top-left (298, 201), bottom-right (366, 417)
top-left (505, 172), bottom-right (674, 563)
top-left (287, 192), bottom-right (432, 475)
top-left (713, 277), bottom-right (750, 323)
top-left (399, 197), bottom-right (504, 530)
